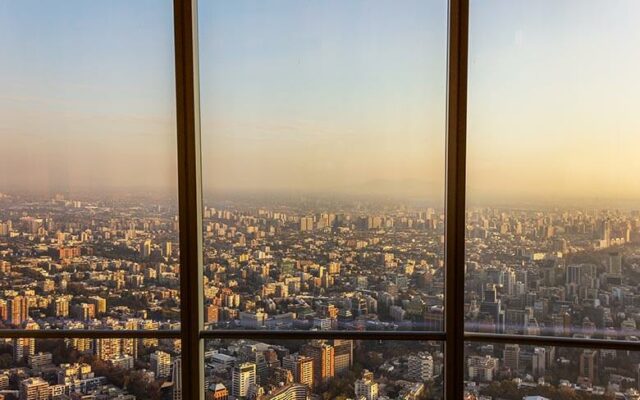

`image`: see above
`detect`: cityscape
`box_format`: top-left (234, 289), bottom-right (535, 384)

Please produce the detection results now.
top-left (2, 0), bottom-right (640, 399)
top-left (2, 191), bottom-right (640, 398)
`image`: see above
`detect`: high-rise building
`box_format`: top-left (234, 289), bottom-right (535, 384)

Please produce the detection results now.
top-left (502, 344), bottom-right (520, 371)
top-left (206, 305), bottom-right (220, 324)
top-left (95, 337), bottom-right (121, 361)
top-left (354, 369), bottom-right (379, 400)
top-left (282, 354), bottom-right (314, 388)
top-left (72, 303), bottom-right (95, 321)
top-left (88, 296), bottom-right (107, 314)
top-left (579, 349), bottom-right (598, 383)
top-left (407, 352), bottom-right (434, 381)
top-left (165, 241), bottom-right (173, 258)
top-left (299, 217), bottom-right (314, 232)
top-left (532, 347), bottom-right (546, 378)
top-left (232, 362), bottom-right (256, 398)
top-left (301, 340), bottom-right (334, 386)
top-left (14, 321), bottom-right (38, 362)
top-left (608, 252), bottom-right (622, 276)
top-left (52, 297), bottom-right (69, 317)
top-left (8, 296), bottom-right (28, 325)
top-left (141, 239), bottom-right (152, 258)
top-left (333, 339), bottom-right (353, 374)
top-left (172, 357), bottom-right (182, 400)
top-left (151, 350), bottom-right (172, 379)
top-left (467, 355), bottom-right (499, 382)
top-left (19, 377), bottom-right (49, 400)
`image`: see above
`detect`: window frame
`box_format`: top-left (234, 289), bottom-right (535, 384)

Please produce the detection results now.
top-left (5, 1), bottom-right (640, 399)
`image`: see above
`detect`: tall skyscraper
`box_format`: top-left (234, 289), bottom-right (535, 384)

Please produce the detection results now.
top-left (502, 344), bottom-right (520, 371)
top-left (141, 239), bottom-right (152, 258)
top-left (608, 252), bottom-right (622, 276)
top-left (301, 340), bottom-right (334, 386)
top-left (282, 354), bottom-right (314, 388)
top-left (579, 349), bottom-right (598, 384)
top-left (95, 337), bottom-right (121, 361)
top-left (151, 350), bottom-right (172, 379)
top-left (232, 362), bottom-right (256, 398)
top-left (172, 357), bottom-right (182, 400)
top-left (14, 320), bottom-right (38, 362)
top-left (333, 339), bottom-right (353, 374)
top-left (532, 347), bottom-right (546, 378)
top-left (8, 296), bottom-right (28, 325)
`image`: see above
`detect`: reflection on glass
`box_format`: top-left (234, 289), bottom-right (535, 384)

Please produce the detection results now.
top-left (199, 1), bottom-right (448, 332)
top-left (465, 0), bottom-right (640, 340)
top-left (0, 1), bottom-right (180, 330)
top-left (205, 339), bottom-right (443, 399)
top-left (465, 341), bottom-right (640, 399)
top-left (0, 337), bottom-right (181, 399)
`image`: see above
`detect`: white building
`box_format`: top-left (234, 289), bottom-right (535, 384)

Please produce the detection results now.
top-left (150, 350), bottom-right (172, 379)
top-left (408, 352), bottom-right (434, 381)
top-left (355, 370), bottom-right (379, 400)
top-left (233, 362), bottom-right (257, 398)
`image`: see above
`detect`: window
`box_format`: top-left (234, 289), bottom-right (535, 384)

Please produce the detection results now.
top-left (199, 0), bottom-right (448, 333)
top-left (464, 0), bottom-right (640, 397)
top-left (2, 0), bottom-right (636, 399)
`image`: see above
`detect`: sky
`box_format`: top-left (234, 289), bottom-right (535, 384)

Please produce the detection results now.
top-left (1, 0), bottom-right (639, 205)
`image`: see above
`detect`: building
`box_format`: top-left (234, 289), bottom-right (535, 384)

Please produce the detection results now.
top-left (88, 296), bottom-right (107, 314)
top-left (72, 303), bottom-right (95, 321)
top-left (14, 320), bottom-right (38, 362)
top-left (532, 347), bottom-right (546, 378)
top-left (208, 383), bottom-right (229, 400)
top-left (95, 338), bottom-right (121, 361)
top-left (52, 297), bottom-right (69, 317)
top-left (579, 349), bottom-right (598, 383)
top-left (609, 252), bottom-right (622, 274)
top-left (19, 377), bottom-right (49, 400)
top-left (503, 344), bottom-right (520, 371)
top-left (333, 339), bottom-right (353, 374)
top-left (408, 352), bottom-right (434, 381)
top-left (141, 239), bottom-right (152, 258)
top-left (467, 355), bottom-right (499, 382)
top-left (232, 362), bottom-right (256, 398)
top-left (354, 369), bottom-right (379, 400)
top-left (282, 354), bottom-right (314, 388)
top-left (301, 340), bottom-right (334, 386)
top-left (28, 352), bottom-right (52, 369)
top-left (259, 383), bottom-right (307, 400)
top-left (239, 310), bottom-right (267, 329)
top-left (172, 357), bottom-right (182, 400)
top-left (150, 350), bottom-right (172, 379)
top-left (206, 305), bottom-right (220, 324)
top-left (8, 296), bottom-right (28, 325)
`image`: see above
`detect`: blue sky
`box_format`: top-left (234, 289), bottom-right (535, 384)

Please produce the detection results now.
top-left (1, 1), bottom-right (639, 204)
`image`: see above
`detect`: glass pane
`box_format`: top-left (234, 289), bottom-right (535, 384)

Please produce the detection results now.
top-left (466, 0), bottom-right (640, 340)
top-left (199, 1), bottom-right (448, 332)
top-left (0, 337), bottom-right (181, 399)
top-left (205, 339), bottom-right (443, 399)
top-left (465, 341), bottom-right (640, 398)
top-left (0, 1), bottom-right (180, 330)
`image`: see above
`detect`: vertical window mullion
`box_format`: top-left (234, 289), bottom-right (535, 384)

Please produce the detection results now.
top-left (174, 0), bottom-right (205, 399)
top-left (444, 0), bottom-right (469, 398)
